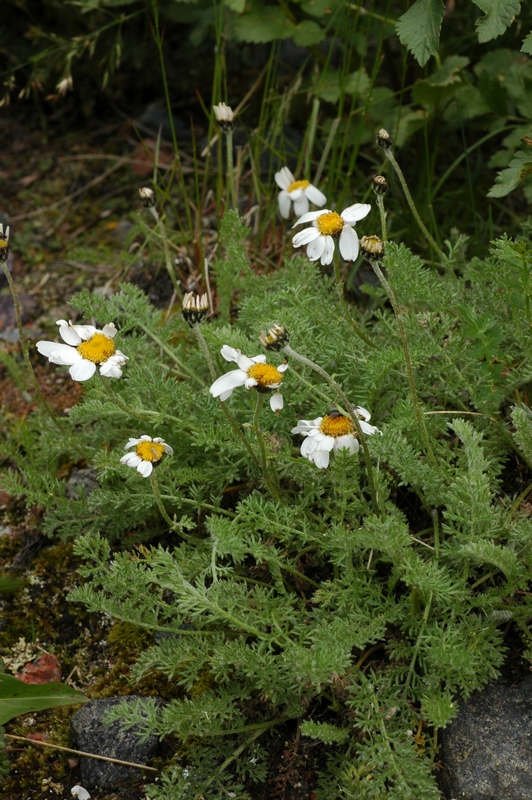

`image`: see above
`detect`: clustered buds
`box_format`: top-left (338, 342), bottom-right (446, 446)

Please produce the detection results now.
top-left (138, 187), bottom-right (156, 208)
top-left (0, 223), bottom-right (10, 263)
top-left (182, 292), bottom-right (209, 326)
top-left (213, 102), bottom-right (236, 132)
top-left (259, 324), bottom-right (290, 352)
top-left (376, 128), bottom-right (393, 151)
top-left (359, 235), bottom-right (384, 264)
top-left (371, 175), bottom-right (389, 196)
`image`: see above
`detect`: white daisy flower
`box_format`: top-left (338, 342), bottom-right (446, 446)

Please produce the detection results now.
top-left (274, 167), bottom-right (327, 220)
top-left (209, 345), bottom-right (288, 413)
top-left (36, 320), bottom-right (128, 382)
top-left (292, 203), bottom-right (371, 265)
top-left (120, 435), bottom-right (174, 478)
top-left (291, 406), bottom-right (380, 469)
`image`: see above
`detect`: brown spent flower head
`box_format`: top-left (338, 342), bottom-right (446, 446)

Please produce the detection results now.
top-left (0, 223), bottom-right (10, 263)
top-left (182, 292), bottom-right (209, 326)
top-left (372, 175), bottom-right (389, 196)
top-left (138, 187), bottom-right (156, 208)
top-left (376, 128), bottom-right (393, 151)
top-left (213, 102), bottom-right (235, 132)
top-left (259, 324), bottom-right (290, 352)
top-left (360, 235), bottom-right (385, 264)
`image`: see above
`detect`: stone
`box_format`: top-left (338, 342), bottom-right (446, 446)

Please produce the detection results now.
top-left (70, 696), bottom-right (159, 790)
top-left (438, 675), bottom-right (532, 800)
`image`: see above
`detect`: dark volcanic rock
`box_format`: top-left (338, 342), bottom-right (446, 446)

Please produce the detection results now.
top-left (70, 696), bottom-right (159, 790)
top-left (438, 675), bottom-right (532, 800)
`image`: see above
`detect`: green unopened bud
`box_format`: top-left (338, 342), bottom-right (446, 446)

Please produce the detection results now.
top-left (360, 235), bottom-right (384, 264)
top-left (182, 292), bottom-right (209, 326)
top-left (376, 128), bottom-right (393, 151)
top-left (372, 175), bottom-right (389, 195)
top-left (259, 324), bottom-right (290, 352)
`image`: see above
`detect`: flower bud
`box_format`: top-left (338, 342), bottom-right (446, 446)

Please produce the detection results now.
top-left (213, 102), bottom-right (235, 132)
top-left (359, 235), bottom-right (384, 264)
top-left (0, 223), bottom-right (10, 263)
top-left (182, 292), bottom-right (209, 326)
top-left (259, 324), bottom-right (290, 352)
top-left (376, 128), bottom-right (393, 151)
top-left (138, 187), bottom-right (156, 208)
top-left (371, 175), bottom-right (389, 196)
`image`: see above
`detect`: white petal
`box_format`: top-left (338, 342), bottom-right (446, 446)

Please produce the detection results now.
top-left (274, 167), bottom-right (294, 190)
top-left (291, 420), bottom-right (317, 434)
top-left (341, 203), bottom-right (371, 224)
top-left (277, 363), bottom-right (289, 373)
top-left (163, 444), bottom-right (174, 455)
top-left (360, 421), bottom-right (381, 436)
top-left (69, 360), bottom-right (97, 381)
top-left (210, 369), bottom-right (248, 398)
top-left (293, 228), bottom-right (321, 247)
top-left (320, 435), bottom-right (336, 452)
top-left (137, 461), bottom-right (153, 477)
top-left (241, 353), bottom-right (266, 368)
top-left (354, 406), bottom-right (371, 421)
top-left (70, 323), bottom-right (97, 342)
top-left (140, 435), bottom-right (153, 441)
top-left (101, 323), bottom-right (118, 339)
top-left (278, 191), bottom-right (292, 219)
top-left (292, 209), bottom-right (329, 228)
top-left (305, 184), bottom-right (327, 207)
top-left (302, 436), bottom-right (321, 456)
top-left (36, 341), bottom-right (80, 366)
top-left (124, 438), bottom-right (143, 450)
top-left (121, 453), bottom-right (142, 467)
top-left (321, 236), bottom-right (335, 266)
top-left (244, 377), bottom-right (258, 389)
top-left (335, 434), bottom-right (358, 454)
top-left (269, 392), bottom-right (283, 412)
top-left (57, 320), bottom-right (82, 346)
top-left (292, 194), bottom-right (310, 217)
top-left (339, 225), bottom-right (359, 262)
top-left (221, 345), bottom-right (240, 363)
top-left (306, 235), bottom-right (326, 262)
top-left (312, 449), bottom-right (330, 469)
top-left (99, 360), bottom-right (123, 378)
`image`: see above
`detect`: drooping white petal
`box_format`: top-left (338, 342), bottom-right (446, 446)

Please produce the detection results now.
top-left (121, 452), bottom-right (142, 467)
top-left (101, 323), bottom-right (118, 339)
top-left (292, 194), bottom-right (310, 218)
top-left (360, 420), bottom-right (381, 436)
top-left (339, 225), bottom-right (359, 262)
top-left (221, 345), bottom-right (240, 363)
top-left (293, 227), bottom-right (321, 247)
top-left (274, 167), bottom-right (294, 190)
top-left (291, 420), bottom-right (316, 434)
top-left (163, 444), bottom-right (174, 455)
top-left (301, 436), bottom-right (320, 457)
top-left (244, 377), bottom-right (259, 389)
top-left (305, 184), bottom-right (327, 207)
top-left (269, 392), bottom-right (284, 412)
top-left (293, 209), bottom-right (329, 227)
top-left (277, 363), bottom-right (289, 374)
top-left (57, 320), bottom-right (82, 346)
top-left (306, 235), bottom-right (326, 262)
top-left (124, 438), bottom-right (143, 450)
top-left (320, 435), bottom-right (336, 452)
top-left (69, 360), bottom-right (97, 381)
top-left (70, 323), bottom-right (97, 342)
top-left (321, 236), bottom-right (335, 265)
top-left (354, 406), bottom-right (371, 421)
top-left (335, 434), bottom-right (359, 454)
top-left (341, 203), bottom-right (371, 224)
top-left (36, 341), bottom-right (81, 366)
top-left (313, 449), bottom-right (330, 469)
top-left (137, 460), bottom-right (153, 478)
top-left (210, 369), bottom-right (248, 398)
top-left (278, 191), bottom-right (292, 219)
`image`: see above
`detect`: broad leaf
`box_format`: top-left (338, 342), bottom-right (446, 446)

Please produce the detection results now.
top-left (487, 149), bottom-right (532, 197)
top-left (396, 0), bottom-right (445, 67)
top-left (0, 674), bottom-right (87, 725)
top-left (472, 0), bottom-right (522, 43)
top-left (522, 31), bottom-right (532, 54)
top-left (292, 20), bottom-right (324, 46)
top-left (232, 4), bottom-right (291, 43)
top-left (223, 0), bottom-right (246, 12)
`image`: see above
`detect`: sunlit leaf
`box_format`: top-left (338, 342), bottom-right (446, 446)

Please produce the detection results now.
top-left (472, 0), bottom-right (522, 43)
top-left (487, 149), bottom-right (532, 197)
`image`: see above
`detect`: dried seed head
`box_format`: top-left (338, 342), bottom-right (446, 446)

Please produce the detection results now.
top-left (0, 223), bottom-right (10, 263)
top-left (138, 187), bottom-right (156, 208)
top-left (182, 292), bottom-right (209, 326)
top-left (259, 324), bottom-right (290, 352)
top-left (371, 175), bottom-right (389, 196)
top-left (213, 102), bottom-right (235, 132)
top-left (376, 128), bottom-right (393, 151)
top-left (360, 235), bottom-right (385, 264)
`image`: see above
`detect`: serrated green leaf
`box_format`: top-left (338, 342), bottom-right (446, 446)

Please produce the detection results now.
top-left (396, 0), bottom-right (445, 67)
top-left (292, 20), bottom-right (324, 46)
top-left (487, 149), bottom-right (532, 197)
top-left (0, 674), bottom-right (87, 725)
top-left (522, 31), bottom-right (532, 53)
top-left (232, 4), bottom-right (291, 43)
top-left (472, 0), bottom-right (521, 43)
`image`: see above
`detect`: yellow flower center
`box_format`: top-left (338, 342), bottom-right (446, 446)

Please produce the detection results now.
top-left (319, 414), bottom-right (354, 438)
top-left (248, 363), bottom-right (283, 388)
top-left (288, 179), bottom-right (310, 193)
top-left (0, 238), bottom-right (8, 248)
top-left (135, 441), bottom-right (165, 463)
top-left (77, 332), bottom-right (117, 364)
top-left (316, 211), bottom-right (344, 237)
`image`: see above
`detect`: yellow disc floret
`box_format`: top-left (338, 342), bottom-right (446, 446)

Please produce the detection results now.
top-left (320, 414), bottom-right (354, 438)
top-left (317, 211), bottom-right (344, 237)
top-left (77, 333), bottom-right (117, 364)
top-left (248, 363), bottom-right (283, 388)
top-left (135, 441), bottom-right (165, 463)
top-left (288, 179), bottom-right (310, 193)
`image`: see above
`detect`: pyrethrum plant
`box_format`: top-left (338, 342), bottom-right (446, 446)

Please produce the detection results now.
top-left (3, 114), bottom-right (532, 798)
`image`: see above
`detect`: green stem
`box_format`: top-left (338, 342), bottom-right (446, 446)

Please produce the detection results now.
top-left (150, 473), bottom-right (195, 541)
top-left (225, 127), bottom-right (237, 208)
top-left (150, 209), bottom-right (183, 301)
top-left (333, 257), bottom-right (376, 348)
top-left (282, 344), bottom-right (381, 516)
top-left (375, 193), bottom-right (388, 242)
top-left (383, 148), bottom-right (445, 261)
top-left (370, 260), bottom-right (437, 467)
top-left (137, 321), bottom-right (205, 385)
top-left (403, 591), bottom-right (432, 697)
top-left (253, 393), bottom-right (281, 501)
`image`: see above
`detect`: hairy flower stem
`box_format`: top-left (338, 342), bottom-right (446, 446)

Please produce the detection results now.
top-left (253, 393), bottom-right (281, 501)
top-left (224, 128), bottom-right (238, 208)
top-left (370, 260), bottom-right (437, 467)
top-left (146, 206), bottom-right (183, 301)
top-left (375, 193), bottom-right (388, 242)
top-left (1, 262), bottom-right (66, 436)
top-left (192, 324), bottom-right (261, 470)
top-left (332, 257), bottom-right (376, 349)
top-left (137, 321), bottom-right (204, 385)
top-left (282, 344), bottom-right (381, 516)
top-left (382, 148), bottom-right (445, 262)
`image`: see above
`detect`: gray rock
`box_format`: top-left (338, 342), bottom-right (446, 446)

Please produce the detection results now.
top-left (70, 696), bottom-right (159, 790)
top-left (438, 675), bottom-right (532, 799)
top-left (65, 467), bottom-right (99, 500)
